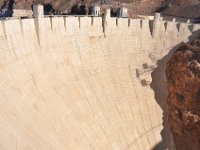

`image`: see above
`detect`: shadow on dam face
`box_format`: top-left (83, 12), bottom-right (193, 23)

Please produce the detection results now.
top-left (151, 30), bottom-right (200, 150)
top-left (0, 16), bottom-right (200, 150)
top-left (150, 45), bottom-right (179, 150)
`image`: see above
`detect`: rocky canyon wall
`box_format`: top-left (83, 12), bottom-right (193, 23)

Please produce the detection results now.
top-left (167, 37), bottom-right (200, 150)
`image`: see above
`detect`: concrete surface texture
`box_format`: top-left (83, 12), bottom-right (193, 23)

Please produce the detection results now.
top-left (0, 15), bottom-right (200, 150)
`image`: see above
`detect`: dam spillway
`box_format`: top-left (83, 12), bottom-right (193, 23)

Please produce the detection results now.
top-left (0, 13), bottom-right (200, 149)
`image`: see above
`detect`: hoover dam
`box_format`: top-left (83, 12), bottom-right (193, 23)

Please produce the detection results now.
top-left (0, 5), bottom-right (200, 150)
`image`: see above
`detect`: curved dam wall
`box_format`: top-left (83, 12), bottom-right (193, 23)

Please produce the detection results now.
top-left (0, 16), bottom-right (200, 150)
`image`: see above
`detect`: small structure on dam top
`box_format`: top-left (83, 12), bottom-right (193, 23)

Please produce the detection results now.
top-left (105, 8), bottom-right (111, 18)
top-left (117, 6), bottom-right (128, 18)
top-left (91, 5), bottom-right (101, 16)
top-left (12, 9), bottom-right (33, 18)
top-left (33, 4), bottom-right (44, 18)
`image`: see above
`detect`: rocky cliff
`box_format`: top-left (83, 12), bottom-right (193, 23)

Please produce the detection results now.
top-left (0, 0), bottom-right (81, 12)
top-left (166, 37), bottom-right (200, 150)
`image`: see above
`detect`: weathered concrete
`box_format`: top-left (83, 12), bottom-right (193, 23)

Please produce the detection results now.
top-left (0, 16), bottom-right (199, 150)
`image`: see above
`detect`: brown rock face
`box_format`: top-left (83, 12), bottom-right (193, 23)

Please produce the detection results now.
top-left (166, 38), bottom-right (200, 150)
top-left (0, 0), bottom-right (199, 15)
top-left (0, 0), bottom-right (81, 11)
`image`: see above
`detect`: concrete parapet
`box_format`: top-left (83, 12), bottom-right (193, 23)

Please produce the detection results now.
top-left (50, 17), bottom-right (65, 34)
top-left (103, 17), bottom-right (118, 33)
top-left (141, 20), bottom-right (151, 34)
top-left (1, 15), bottom-right (199, 51)
top-left (178, 23), bottom-right (192, 33)
top-left (165, 21), bottom-right (179, 32)
top-left (140, 19), bottom-right (147, 29)
top-left (152, 21), bottom-right (167, 41)
top-left (129, 19), bottom-right (141, 30)
top-left (20, 19), bottom-right (35, 36)
top-left (5, 15), bottom-right (197, 45)
top-left (65, 17), bottom-right (80, 34)
top-left (117, 18), bottom-right (129, 28)
top-left (91, 17), bottom-right (102, 27)
top-left (3, 19), bottom-right (22, 35)
top-left (34, 17), bottom-right (45, 46)
top-left (0, 21), bottom-right (5, 36)
top-left (79, 17), bottom-right (92, 29)
top-left (178, 23), bottom-right (193, 42)
top-left (151, 13), bottom-right (161, 37)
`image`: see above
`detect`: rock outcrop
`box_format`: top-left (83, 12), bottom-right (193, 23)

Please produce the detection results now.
top-left (166, 37), bottom-right (200, 150)
top-left (0, 0), bottom-right (199, 16)
top-left (0, 0), bottom-right (81, 12)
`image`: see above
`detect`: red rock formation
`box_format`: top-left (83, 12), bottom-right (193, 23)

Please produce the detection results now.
top-left (166, 38), bottom-right (200, 150)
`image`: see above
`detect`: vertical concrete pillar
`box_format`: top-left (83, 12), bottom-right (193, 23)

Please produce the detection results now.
top-left (152, 13), bottom-right (161, 37)
top-left (33, 4), bottom-right (45, 47)
top-left (172, 18), bottom-right (176, 22)
top-left (103, 8), bottom-right (111, 34)
top-left (33, 4), bottom-right (44, 19)
top-left (154, 13), bottom-right (161, 21)
top-left (187, 19), bottom-right (190, 23)
top-left (117, 7), bottom-right (128, 18)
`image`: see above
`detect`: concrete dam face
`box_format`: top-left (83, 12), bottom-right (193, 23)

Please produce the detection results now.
top-left (0, 12), bottom-right (200, 149)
